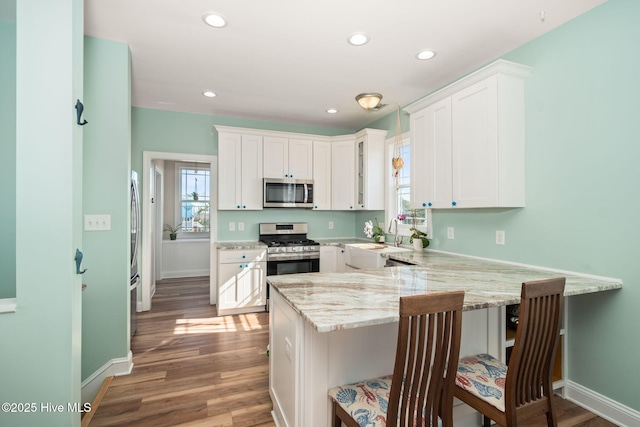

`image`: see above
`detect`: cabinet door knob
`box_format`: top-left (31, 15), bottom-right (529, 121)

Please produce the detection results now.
top-left (239, 264), bottom-right (243, 268)
top-left (349, 206), bottom-right (353, 209)
top-left (237, 205), bottom-right (241, 209)
top-left (243, 205), bottom-right (246, 209)
top-left (314, 205), bottom-right (318, 209)
top-left (285, 174), bottom-right (289, 177)
top-left (422, 202), bottom-right (426, 207)
top-left (242, 255), bottom-right (246, 259)
top-left (428, 202), bottom-right (432, 207)
top-left (452, 201), bottom-right (457, 206)
top-left (245, 264), bottom-right (249, 268)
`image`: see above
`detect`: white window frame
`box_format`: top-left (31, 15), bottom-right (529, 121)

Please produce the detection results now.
top-left (384, 133), bottom-right (432, 238)
top-left (174, 162), bottom-right (211, 238)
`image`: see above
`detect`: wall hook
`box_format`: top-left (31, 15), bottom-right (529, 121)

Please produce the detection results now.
top-left (75, 249), bottom-right (87, 274)
top-left (75, 99), bottom-right (88, 126)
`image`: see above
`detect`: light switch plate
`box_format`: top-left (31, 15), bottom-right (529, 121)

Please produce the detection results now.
top-left (84, 214), bottom-right (111, 231)
top-left (496, 230), bottom-right (505, 245)
top-left (229, 222), bottom-right (236, 231)
top-left (238, 222), bottom-right (245, 231)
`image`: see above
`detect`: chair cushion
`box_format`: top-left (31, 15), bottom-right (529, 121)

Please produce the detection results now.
top-left (329, 375), bottom-right (445, 427)
top-left (328, 375), bottom-right (393, 426)
top-left (455, 353), bottom-right (507, 412)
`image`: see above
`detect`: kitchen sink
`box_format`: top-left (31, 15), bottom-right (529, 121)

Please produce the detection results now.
top-left (344, 244), bottom-right (412, 269)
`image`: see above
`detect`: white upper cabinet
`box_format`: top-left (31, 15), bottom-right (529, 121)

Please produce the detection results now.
top-left (406, 60), bottom-right (530, 209)
top-left (263, 136), bottom-right (313, 179)
top-left (355, 129), bottom-right (386, 210)
top-left (312, 140), bottom-right (331, 210)
top-left (331, 137), bottom-right (356, 210)
top-left (216, 130), bottom-right (263, 210)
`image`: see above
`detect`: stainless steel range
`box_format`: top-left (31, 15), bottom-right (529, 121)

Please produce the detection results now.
top-left (259, 222), bottom-right (320, 276)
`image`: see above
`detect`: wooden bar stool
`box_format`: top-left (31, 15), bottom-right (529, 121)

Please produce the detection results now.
top-left (454, 277), bottom-right (566, 427)
top-left (328, 290), bottom-right (465, 427)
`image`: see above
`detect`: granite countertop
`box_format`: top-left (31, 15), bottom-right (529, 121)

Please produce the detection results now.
top-left (267, 250), bottom-right (622, 333)
top-left (217, 241), bottom-right (266, 250)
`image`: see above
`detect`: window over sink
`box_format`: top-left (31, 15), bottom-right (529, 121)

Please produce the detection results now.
top-left (385, 134), bottom-right (431, 238)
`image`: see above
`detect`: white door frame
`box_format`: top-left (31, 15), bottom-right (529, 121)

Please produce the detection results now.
top-left (141, 151), bottom-right (218, 311)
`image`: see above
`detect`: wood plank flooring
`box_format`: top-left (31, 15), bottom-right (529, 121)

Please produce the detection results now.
top-left (89, 277), bottom-right (275, 427)
top-left (89, 276), bottom-right (616, 427)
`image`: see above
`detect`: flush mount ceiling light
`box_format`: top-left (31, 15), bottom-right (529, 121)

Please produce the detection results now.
top-left (356, 93), bottom-right (385, 111)
top-left (347, 32), bottom-right (369, 46)
top-left (416, 49), bottom-right (437, 60)
top-left (202, 12), bottom-right (227, 28)
top-left (326, 108), bottom-right (338, 114)
top-left (202, 91), bottom-right (217, 98)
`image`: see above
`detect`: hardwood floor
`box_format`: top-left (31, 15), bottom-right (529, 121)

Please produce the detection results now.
top-left (89, 277), bottom-right (276, 427)
top-left (89, 277), bottom-right (616, 427)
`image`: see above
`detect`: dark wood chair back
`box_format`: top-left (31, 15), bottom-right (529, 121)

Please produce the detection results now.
top-left (506, 278), bottom-right (565, 423)
top-left (387, 290), bottom-right (465, 427)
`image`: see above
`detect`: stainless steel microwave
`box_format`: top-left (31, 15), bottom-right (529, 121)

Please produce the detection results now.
top-left (263, 178), bottom-right (314, 208)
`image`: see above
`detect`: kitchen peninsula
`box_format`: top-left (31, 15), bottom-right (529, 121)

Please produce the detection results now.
top-left (267, 250), bottom-right (622, 427)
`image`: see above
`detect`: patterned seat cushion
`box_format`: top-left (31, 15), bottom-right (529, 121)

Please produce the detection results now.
top-left (329, 375), bottom-right (393, 427)
top-left (328, 375), bottom-right (443, 427)
top-left (455, 353), bottom-right (507, 412)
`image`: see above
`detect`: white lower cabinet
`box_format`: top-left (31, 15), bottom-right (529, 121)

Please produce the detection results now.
top-left (216, 248), bottom-right (266, 316)
top-left (320, 246), bottom-right (347, 273)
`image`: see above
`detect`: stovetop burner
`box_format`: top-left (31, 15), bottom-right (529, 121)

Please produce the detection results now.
top-left (263, 238), bottom-right (319, 247)
top-left (259, 222), bottom-right (320, 258)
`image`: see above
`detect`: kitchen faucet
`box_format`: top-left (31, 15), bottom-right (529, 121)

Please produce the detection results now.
top-left (388, 218), bottom-right (402, 247)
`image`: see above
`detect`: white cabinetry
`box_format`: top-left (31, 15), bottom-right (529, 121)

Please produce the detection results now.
top-left (263, 136), bottom-right (313, 179)
top-left (217, 248), bottom-right (266, 316)
top-left (406, 60), bottom-right (531, 209)
top-left (331, 137), bottom-right (356, 210)
top-left (331, 129), bottom-right (385, 211)
top-left (355, 129), bottom-right (386, 210)
top-left (217, 131), bottom-right (263, 210)
top-left (312, 140), bottom-right (331, 210)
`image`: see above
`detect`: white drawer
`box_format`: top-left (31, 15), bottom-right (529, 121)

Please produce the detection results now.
top-left (218, 249), bottom-right (266, 264)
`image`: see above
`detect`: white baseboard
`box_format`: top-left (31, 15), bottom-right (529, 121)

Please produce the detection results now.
top-left (161, 268), bottom-right (210, 279)
top-left (565, 380), bottom-right (640, 427)
top-left (81, 351), bottom-right (133, 404)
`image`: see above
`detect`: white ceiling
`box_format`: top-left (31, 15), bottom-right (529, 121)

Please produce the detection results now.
top-left (84, 0), bottom-right (606, 131)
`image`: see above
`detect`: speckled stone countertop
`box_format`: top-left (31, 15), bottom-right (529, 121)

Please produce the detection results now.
top-left (267, 250), bottom-right (622, 333)
top-left (216, 241), bottom-right (267, 250)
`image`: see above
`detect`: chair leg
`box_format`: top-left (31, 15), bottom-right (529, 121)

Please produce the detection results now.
top-left (483, 415), bottom-right (491, 427)
top-left (546, 397), bottom-right (558, 427)
top-left (332, 401), bottom-right (342, 427)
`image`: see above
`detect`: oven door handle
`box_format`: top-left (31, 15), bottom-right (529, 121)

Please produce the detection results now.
top-left (268, 252), bottom-right (320, 261)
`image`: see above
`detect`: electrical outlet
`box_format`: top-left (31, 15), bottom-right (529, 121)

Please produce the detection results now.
top-left (496, 230), bottom-right (505, 245)
top-left (229, 222), bottom-right (236, 231)
top-left (329, 221), bottom-right (334, 230)
top-left (238, 222), bottom-right (245, 231)
top-left (447, 227), bottom-right (454, 240)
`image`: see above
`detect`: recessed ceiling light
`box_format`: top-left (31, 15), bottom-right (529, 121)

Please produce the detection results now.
top-left (202, 12), bottom-right (227, 28)
top-left (416, 50), bottom-right (437, 60)
top-left (202, 91), bottom-right (217, 98)
top-left (348, 33), bottom-right (369, 46)
top-left (326, 108), bottom-right (338, 114)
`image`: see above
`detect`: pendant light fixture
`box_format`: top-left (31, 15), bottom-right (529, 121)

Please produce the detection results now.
top-left (392, 106), bottom-right (404, 188)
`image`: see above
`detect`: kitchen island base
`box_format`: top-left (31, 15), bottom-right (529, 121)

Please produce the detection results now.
top-left (269, 290), bottom-right (495, 427)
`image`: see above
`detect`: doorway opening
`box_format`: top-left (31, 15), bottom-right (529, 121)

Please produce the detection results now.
top-left (140, 151), bottom-right (218, 311)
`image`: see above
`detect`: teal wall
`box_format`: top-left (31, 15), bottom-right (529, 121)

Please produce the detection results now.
top-left (371, 0), bottom-right (638, 409)
top-left (0, 1), bottom-right (84, 426)
top-left (0, 18), bottom-right (16, 298)
top-left (81, 37), bottom-right (131, 381)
